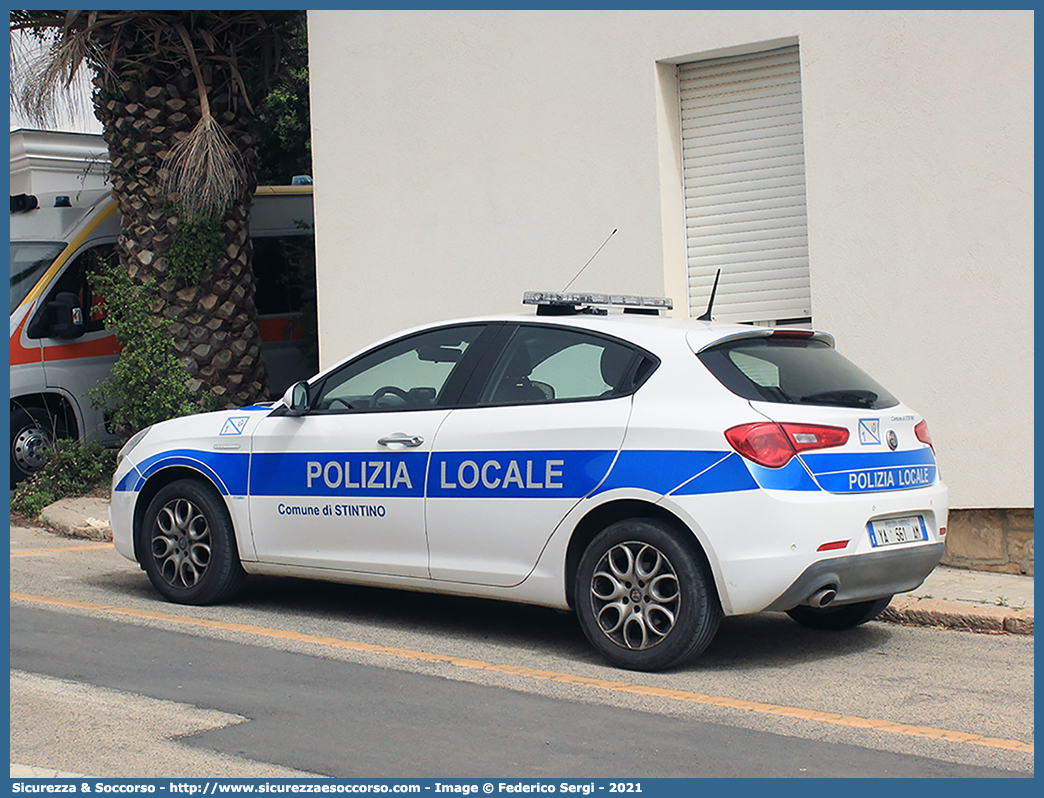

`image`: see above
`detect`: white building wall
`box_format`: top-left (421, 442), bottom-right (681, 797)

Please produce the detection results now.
top-left (307, 9), bottom-right (1033, 509)
top-left (10, 129), bottom-right (110, 196)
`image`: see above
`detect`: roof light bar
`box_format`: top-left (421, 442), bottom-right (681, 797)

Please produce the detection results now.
top-left (523, 291), bottom-right (673, 310)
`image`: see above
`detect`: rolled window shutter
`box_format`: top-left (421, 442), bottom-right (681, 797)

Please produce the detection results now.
top-left (680, 45), bottom-right (811, 324)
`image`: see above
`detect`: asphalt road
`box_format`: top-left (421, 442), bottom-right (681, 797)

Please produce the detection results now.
top-left (9, 524), bottom-right (1035, 778)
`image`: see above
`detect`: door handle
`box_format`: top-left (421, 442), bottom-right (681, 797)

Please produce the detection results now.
top-left (378, 434), bottom-right (424, 448)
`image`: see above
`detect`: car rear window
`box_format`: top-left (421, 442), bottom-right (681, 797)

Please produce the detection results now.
top-left (697, 337), bottom-right (899, 409)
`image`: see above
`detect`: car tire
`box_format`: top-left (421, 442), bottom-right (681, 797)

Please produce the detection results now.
top-left (785, 596), bottom-right (893, 631)
top-left (10, 406), bottom-right (65, 487)
top-left (575, 518), bottom-right (722, 671)
top-left (139, 479), bottom-right (246, 605)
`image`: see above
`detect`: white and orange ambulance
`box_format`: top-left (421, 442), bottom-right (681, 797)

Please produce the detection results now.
top-left (9, 185), bottom-right (316, 485)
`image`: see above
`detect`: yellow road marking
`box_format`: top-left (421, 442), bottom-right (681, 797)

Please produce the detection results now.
top-left (10, 591), bottom-right (1033, 755)
top-left (11, 544), bottom-right (115, 556)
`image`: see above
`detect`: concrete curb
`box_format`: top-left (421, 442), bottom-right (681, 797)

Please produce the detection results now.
top-left (881, 596), bottom-right (1033, 635)
top-left (37, 497), bottom-right (112, 542)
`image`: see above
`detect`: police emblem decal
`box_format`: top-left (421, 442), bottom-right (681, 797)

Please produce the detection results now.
top-left (858, 418), bottom-right (880, 445)
top-left (886, 430), bottom-right (898, 451)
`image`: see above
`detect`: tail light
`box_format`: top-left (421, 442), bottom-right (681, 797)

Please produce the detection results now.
top-left (725, 422), bottom-right (849, 468)
top-left (915, 419), bottom-right (934, 453)
top-left (769, 329), bottom-right (815, 339)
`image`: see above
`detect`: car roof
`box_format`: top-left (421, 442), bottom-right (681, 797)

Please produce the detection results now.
top-left (318, 310), bottom-right (835, 381)
top-left (498, 311), bottom-right (834, 352)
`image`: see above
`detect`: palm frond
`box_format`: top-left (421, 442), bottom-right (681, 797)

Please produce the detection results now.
top-left (12, 29), bottom-right (104, 127)
top-left (163, 117), bottom-right (244, 220)
top-left (158, 21), bottom-right (247, 219)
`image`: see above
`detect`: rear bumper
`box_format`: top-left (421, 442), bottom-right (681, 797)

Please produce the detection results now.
top-left (763, 542), bottom-right (945, 612)
top-left (663, 473), bottom-right (947, 615)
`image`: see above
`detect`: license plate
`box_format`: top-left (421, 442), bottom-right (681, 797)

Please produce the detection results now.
top-left (868, 516), bottom-right (927, 547)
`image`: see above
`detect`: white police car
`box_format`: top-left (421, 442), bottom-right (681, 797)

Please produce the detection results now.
top-left (110, 291), bottom-right (947, 671)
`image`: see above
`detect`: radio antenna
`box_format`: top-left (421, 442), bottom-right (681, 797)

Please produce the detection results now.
top-left (697, 268), bottom-right (721, 321)
top-left (562, 228), bottom-right (617, 292)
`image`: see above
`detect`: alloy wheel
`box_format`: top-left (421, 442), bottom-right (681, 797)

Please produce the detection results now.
top-left (589, 541), bottom-right (681, 650)
top-left (151, 498), bottom-right (212, 588)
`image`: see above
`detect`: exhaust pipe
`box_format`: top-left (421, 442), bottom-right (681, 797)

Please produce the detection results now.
top-left (807, 587), bottom-right (837, 608)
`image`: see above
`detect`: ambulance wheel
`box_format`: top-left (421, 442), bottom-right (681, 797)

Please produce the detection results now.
top-left (786, 596), bottom-right (893, 631)
top-left (140, 479), bottom-right (246, 605)
top-left (575, 519), bottom-right (721, 672)
top-left (10, 406), bottom-right (64, 487)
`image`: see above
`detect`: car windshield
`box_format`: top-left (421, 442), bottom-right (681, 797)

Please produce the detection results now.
top-left (698, 336), bottom-right (899, 409)
top-left (10, 242), bottom-right (65, 314)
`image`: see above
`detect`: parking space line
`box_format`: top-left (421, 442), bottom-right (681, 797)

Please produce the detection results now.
top-left (11, 544), bottom-right (115, 556)
top-left (10, 590), bottom-right (1033, 755)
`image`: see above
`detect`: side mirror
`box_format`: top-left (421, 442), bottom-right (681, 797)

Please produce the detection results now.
top-left (48, 292), bottom-right (85, 339)
top-left (281, 380), bottom-right (311, 416)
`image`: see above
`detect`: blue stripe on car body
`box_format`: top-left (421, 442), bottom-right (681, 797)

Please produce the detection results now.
top-left (127, 450), bottom-right (250, 496)
top-left (116, 446), bottom-right (939, 499)
top-left (800, 448), bottom-right (937, 494)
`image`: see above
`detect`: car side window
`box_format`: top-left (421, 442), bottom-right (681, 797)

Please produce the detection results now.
top-left (313, 325), bottom-right (483, 412)
top-left (478, 326), bottom-right (637, 406)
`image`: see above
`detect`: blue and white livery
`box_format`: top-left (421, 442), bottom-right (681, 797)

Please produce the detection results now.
top-left (110, 292), bottom-right (947, 671)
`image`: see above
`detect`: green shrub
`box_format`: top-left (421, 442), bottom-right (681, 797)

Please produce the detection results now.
top-left (167, 209), bottom-right (223, 283)
top-left (87, 258), bottom-right (201, 438)
top-left (12, 440), bottom-right (117, 518)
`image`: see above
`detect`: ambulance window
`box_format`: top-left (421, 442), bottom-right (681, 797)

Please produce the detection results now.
top-left (25, 243), bottom-right (114, 338)
top-left (48, 244), bottom-right (114, 333)
top-left (313, 325), bottom-right (483, 412)
top-left (253, 235), bottom-right (313, 315)
top-left (10, 242), bottom-right (64, 313)
top-left (478, 327), bottom-right (638, 405)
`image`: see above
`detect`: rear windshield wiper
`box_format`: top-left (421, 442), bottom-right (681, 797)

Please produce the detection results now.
top-left (799, 389), bottom-right (878, 408)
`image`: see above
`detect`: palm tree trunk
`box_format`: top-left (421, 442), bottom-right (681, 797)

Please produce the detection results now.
top-left (94, 60), bottom-right (269, 406)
